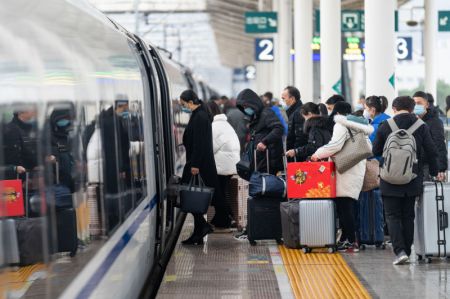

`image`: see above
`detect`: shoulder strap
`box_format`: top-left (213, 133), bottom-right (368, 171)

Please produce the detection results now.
top-left (406, 119), bottom-right (425, 135)
top-left (387, 118), bottom-right (399, 132)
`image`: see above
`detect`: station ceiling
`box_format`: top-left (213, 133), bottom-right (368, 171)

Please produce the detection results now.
top-left (90, 0), bottom-right (410, 68)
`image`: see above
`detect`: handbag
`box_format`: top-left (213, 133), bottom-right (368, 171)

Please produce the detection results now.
top-left (362, 159), bottom-right (380, 192)
top-left (332, 129), bottom-right (372, 174)
top-left (236, 136), bottom-right (255, 181)
top-left (179, 174), bottom-right (214, 214)
top-left (249, 150), bottom-right (286, 199)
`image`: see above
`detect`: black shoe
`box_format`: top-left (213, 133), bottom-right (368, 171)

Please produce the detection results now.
top-left (181, 236), bottom-right (204, 245)
top-left (197, 224), bottom-right (214, 239)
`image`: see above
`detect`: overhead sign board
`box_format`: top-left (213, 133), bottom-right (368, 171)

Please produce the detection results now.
top-left (245, 12), bottom-right (277, 34)
top-left (439, 11), bottom-right (450, 32)
top-left (255, 38), bottom-right (274, 61)
top-left (244, 65), bottom-right (256, 80)
top-left (315, 10), bottom-right (398, 33)
top-left (342, 10), bottom-right (363, 32)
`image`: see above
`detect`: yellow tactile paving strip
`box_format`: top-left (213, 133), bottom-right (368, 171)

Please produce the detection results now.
top-left (0, 264), bottom-right (47, 299)
top-left (279, 246), bottom-right (372, 299)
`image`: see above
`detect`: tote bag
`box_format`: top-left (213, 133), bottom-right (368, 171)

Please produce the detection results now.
top-left (179, 175), bottom-right (214, 214)
top-left (332, 129), bottom-right (372, 174)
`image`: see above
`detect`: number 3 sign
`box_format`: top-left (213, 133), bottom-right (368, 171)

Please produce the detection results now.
top-left (396, 37), bottom-right (412, 61)
top-left (255, 38), bottom-right (274, 61)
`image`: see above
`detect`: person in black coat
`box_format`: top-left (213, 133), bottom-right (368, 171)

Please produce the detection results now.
top-left (2, 109), bottom-right (39, 179)
top-left (283, 86), bottom-right (307, 156)
top-left (99, 100), bottom-right (131, 231)
top-left (285, 103), bottom-right (332, 161)
top-left (236, 88), bottom-right (284, 174)
top-left (413, 91), bottom-right (448, 181)
top-left (373, 96), bottom-right (440, 265)
top-left (180, 90), bottom-right (218, 245)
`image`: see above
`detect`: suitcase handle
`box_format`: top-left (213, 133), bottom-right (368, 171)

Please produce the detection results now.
top-left (439, 211), bottom-right (448, 230)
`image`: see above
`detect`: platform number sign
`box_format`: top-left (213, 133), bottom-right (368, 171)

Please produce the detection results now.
top-left (396, 37), bottom-right (412, 61)
top-left (255, 38), bottom-right (274, 61)
top-left (245, 65), bottom-right (256, 80)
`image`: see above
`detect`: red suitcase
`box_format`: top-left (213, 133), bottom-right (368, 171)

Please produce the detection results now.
top-left (286, 161), bottom-right (336, 199)
top-left (0, 179), bottom-right (25, 217)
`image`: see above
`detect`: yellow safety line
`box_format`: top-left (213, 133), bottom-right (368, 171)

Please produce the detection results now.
top-left (279, 246), bottom-right (372, 299)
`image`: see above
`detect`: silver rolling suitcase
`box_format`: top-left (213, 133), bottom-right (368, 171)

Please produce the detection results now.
top-left (0, 219), bottom-right (20, 265)
top-left (414, 181), bottom-right (450, 262)
top-left (299, 199), bottom-right (337, 253)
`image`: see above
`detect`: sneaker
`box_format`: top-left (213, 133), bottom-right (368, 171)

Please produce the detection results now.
top-left (393, 252), bottom-right (409, 265)
top-left (337, 241), bottom-right (351, 251)
top-left (234, 230), bottom-right (248, 241)
top-left (345, 243), bottom-right (360, 253)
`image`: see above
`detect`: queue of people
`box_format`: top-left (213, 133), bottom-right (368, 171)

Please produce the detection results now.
top-left (177, 87), bottom-right (448, 266)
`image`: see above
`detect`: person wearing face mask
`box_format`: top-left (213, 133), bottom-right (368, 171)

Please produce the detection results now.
top-left (236, 88), bottom-right (284, 175)
top-left (179, 90), bottom-right (219, 244)
top-left (2, 108), bottom-right (39, 179)
top-left (285, 102), bottom-right (331, 161)
top-left (364, 96), bottom-right (391, 143)
top-left (325, 94), bottom-right (346, 132)
top-left (48, 108), bottom-right (77, 193)
top-left (413, 91), bottom-right (447, 181)
top-left (282, 86), bottom-right (307, 159)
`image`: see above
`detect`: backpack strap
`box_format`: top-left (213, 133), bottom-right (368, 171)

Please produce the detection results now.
top-left (387, 118), bottom-right (399, 132)
top-left (406, 119), bottom-right (425, 135)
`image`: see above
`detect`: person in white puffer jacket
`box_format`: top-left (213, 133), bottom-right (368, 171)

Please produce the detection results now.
top-left (207, 101), bottom-right (241, 230)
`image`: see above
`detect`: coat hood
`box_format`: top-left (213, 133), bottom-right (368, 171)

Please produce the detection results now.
top-left (334, 114), bottom-right (374, 135)
top-left (213, 114), bottom-right (227, 122)
top-left (304, 116), bottom-right (329, 134)
top-left (236, 88), bottom-right (264, 115)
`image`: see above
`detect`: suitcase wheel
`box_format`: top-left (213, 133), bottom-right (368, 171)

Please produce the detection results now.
top-left (70, 250), bottom-right (77, 257)
top-left (302, 247), bottom-right (311, 254)
top-left (249, 240), bottom-right (257, 246)
top-left (360, 244), bottom-right (366, 250)
top-left (276, 239), bottom-right (283, 245)
top-left (327, 247), bottom-right (336, 254)
top-left (424, 257), bottom-right (432, 264)
top-left (417, 254), bottom-right (423, 261)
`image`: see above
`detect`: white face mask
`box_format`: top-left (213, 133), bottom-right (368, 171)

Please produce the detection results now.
top-left (363, 109), bottom-right (371, 120)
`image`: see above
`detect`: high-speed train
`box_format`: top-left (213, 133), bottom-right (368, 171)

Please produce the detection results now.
top-left (0, 1), bottom-right (217, 298)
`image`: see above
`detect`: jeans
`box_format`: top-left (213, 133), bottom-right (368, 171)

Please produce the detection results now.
top-left (335, 197), bottom-right (356, 243)
top-left (382, 196), bottom-right (416, 256)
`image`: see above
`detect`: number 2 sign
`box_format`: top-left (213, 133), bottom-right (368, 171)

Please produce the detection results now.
top-left (255, 38), bottom-right (274, 61)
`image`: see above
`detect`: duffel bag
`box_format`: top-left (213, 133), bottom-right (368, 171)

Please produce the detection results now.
top-left (249, 173), bottom-right (286, 198)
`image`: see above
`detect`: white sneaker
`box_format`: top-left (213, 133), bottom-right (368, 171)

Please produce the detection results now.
top-left (393, 252), bottom-right (409, 265)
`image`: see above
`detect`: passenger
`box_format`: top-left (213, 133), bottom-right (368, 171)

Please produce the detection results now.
top-left (364, 96), bottom-right (391, 143)
top-left (179, 90), bottom-right (217, 245)
top-left (325, 94), bottom-right (346, 132)
top-left (236, 88), bottom-right (284, 175)
top-left (283, 86), bottom-right (307, 159)
top-left (413, 91), bottom-right (447, 181)
top-left (2, 108), bottom-right (39, 179)
top-left (318, 103), bottom-right (328, 116)
top-left (311, 102), bottom-right (373, 253)
top-left (262, 92), bottom-right (288, 135)
top-left (207, 101), bottom-right (240, 230)
top-left (373, 96), bottom-right (439, 265)
top-left (48, 108), bottom-right (76, 192)
top-left (446, 95), bottom-right (450, 118)
top-left (285, 103), bottom-right (331, 161)
top-left (224, 99), bottom-right (248, 154)
top-left (271, 97), bottom-right (289, 127)
top-left (261, 92), bottom-right (272, 107)
top-left (99, 98), bottom-right (131, 230)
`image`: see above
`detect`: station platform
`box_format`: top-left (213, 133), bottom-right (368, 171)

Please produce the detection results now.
top-left (157, 215), bottom-right (450, 299)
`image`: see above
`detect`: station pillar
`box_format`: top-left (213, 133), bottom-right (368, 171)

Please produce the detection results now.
top-left (273, 0), bottom-right (292, 97)
top-left (320, 0), bottom-right (341, 102)
top-left (255, 1), bottom-right (273, 95)
top-left (365, 0), bottom-right (397, 110)
top-left (294, 0), bottom-right (313, 102)
top-left (424, 0), bottom-right (437, 100)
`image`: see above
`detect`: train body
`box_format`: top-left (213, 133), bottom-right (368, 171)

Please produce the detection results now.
top-left (0, 1), bottom-right (215, 298)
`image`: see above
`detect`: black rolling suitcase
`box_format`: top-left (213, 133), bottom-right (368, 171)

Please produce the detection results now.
top-left (247, 196), bottom-right (283, 245)
top-left (16, 217), bottom-right (47, 265)
top-left (56, 208), bottom-right (78, 257)
top-left (280, 199), bottom-right (301, 248)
